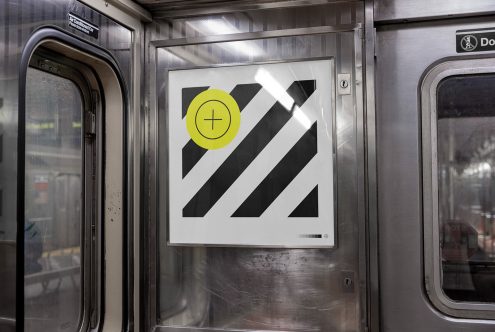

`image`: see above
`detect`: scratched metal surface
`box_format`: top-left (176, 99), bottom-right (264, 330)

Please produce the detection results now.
top-left (0, 1), bottom-right (132, 329)
top-left (136, 0), bottom-right (361, 18)
top-left (148, 2), bottom-right (364, 331)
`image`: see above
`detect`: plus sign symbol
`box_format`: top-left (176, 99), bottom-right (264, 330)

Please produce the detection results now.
top-left (186, 89), bottom-right (241, 150)
top-left (195, 100), bottom-right (231, 140)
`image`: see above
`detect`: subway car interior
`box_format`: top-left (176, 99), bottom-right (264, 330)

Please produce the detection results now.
top-left (2, 0), bottom-right (495, 331)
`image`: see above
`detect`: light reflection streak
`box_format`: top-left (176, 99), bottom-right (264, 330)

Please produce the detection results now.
top-left (187, 18), bottom-right (263, 57)
top-left (254, 68), bottom-right (312, 130)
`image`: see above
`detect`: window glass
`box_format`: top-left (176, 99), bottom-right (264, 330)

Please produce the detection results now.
top-left (24, 67), bottom-right (83, 331)
top-left (437, 74), bottom-right (495, 303)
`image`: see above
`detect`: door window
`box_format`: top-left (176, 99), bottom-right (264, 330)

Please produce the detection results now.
top-left (24, 65), bottom-right (85, 331)
top-left (436, 74), bottom-right (495, 303)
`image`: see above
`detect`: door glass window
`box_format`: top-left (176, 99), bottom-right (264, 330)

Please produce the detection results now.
top-left (24, 67), bottom-right (83, 331)
top-left (437, 74), bottom-right (495, 303)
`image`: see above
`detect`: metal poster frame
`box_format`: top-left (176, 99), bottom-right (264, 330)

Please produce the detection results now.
top-left (165, 57), bottom-right (338, 248)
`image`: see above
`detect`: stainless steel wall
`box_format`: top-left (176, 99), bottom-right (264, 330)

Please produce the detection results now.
top-left (0, 1), bottom-right (132, 329)
top-left (375, 0), bottom-right (495, 23)
top-left (145, 2), bottom-right (368, 331)
top-left (376, 15), bottom-right (495, 332)
top-left (135, 0), bottom-right (361, 19)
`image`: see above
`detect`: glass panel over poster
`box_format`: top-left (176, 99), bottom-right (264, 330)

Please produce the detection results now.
top-left (167, 59), bottom-right (335, 247)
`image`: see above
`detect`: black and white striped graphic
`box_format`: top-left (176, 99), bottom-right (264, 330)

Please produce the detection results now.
top-left (182, 80), bottom-right (316, 217)
top-left (232, 121), bottom-right (317, 217)
top-left (181, 84), bottom-right (262, 178)
top-left (168, 60), bottom-right (334, 247)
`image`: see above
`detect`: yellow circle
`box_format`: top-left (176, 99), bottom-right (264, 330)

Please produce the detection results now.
top-left (186, 89), bottom-right (240, 150)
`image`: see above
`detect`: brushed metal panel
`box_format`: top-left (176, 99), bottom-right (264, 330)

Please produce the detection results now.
top-left (376, 17), bottom-right (495, 332)
top-left (147, 1), bottom-right (362, 42)
top-left (375, 0), bottom-right (495, 23)
top-left (146, 2), bottom-right (366, 331)
top-left (136, 0), bottom-right (361, 19)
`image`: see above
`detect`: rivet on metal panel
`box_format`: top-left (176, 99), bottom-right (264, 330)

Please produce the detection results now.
top-left (342, 271), bottom-right (355, 293)
top-left (338, 73), bottom-right (351, 95)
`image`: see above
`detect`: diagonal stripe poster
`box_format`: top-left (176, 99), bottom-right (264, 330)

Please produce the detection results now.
top-left (168, 59), bottom-right (335, 247)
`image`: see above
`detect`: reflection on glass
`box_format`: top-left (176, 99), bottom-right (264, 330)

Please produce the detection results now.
top-left (437, 74), bottom-right (495, 303)
top-left (24, 68), bottom-right (83, 331)
top-left (254, 68), bottom-right (312, 129)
